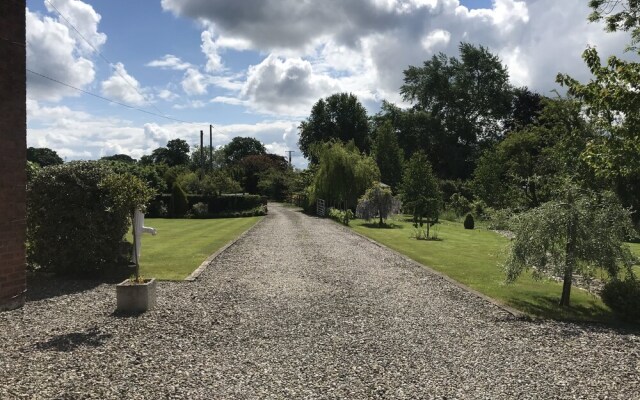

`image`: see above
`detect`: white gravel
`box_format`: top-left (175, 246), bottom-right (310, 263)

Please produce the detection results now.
top-left (1, 203), bottom-right (639, 399)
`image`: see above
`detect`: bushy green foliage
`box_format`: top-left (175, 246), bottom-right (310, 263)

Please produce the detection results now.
top-left (485, 207), bottom-right (514, 231)
top-left (448, 193), bottom-right (472, 216)
top-left (373, 121), bottom-right (404, 191)
top-left (298, 93), bottom-right (370, 163)
top-left (27, 162), bottom-right (152, 276)
top-left (26, 161), bottom-right (40, 182)
top-left (401, 151), bottom-right (442, 230)
top-left (600, 278), bottom-right (640, 321)
top-left (328, 207), bottom-right (354, 225)
top-left (223, 136), bottom-right (266, 164)
top-left (191, 202), bottom-right (209, 217)
top-left (505, 188), bottom-right (636, 306)
top-left (27, 147), bottom-right (63, 167)
top-left (356, 183), bottom-right (401, 226)
top-left (101, 160), bottom-right (167, 193)
top-left (463, 214), bottom-right (475, 230)
top-left (311, 141), bottom-right (380, 211)
top-left (171, 182), bottom-right (189, 217)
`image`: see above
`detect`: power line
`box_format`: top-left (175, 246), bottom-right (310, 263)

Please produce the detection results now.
top-left (27, 68), bottom-right (191, 123)
top-left (43, 0), bottom-right (170, 119)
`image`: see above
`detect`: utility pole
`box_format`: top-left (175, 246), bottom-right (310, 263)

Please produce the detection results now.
top-left (209, 124), bottom-right (213, 170)
top-left (200, 130), bottom-right (204, 174)
top-left (285, 150), bottom-right (295, 165)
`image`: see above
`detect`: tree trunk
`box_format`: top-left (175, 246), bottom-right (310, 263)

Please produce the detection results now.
top-left (559, 266), bottom-right (572, 307)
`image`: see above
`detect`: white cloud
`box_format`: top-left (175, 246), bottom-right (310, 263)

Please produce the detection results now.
top-left (157, 89), bottom-right (179, 101)
top-left (181, 68), bottom-right (209, 95)
top-left (422, 29), bottom-right (451, 51)
top-left (201, 30), bottom-right (224, 72)
top-left (44, 0), bottom-right (107, 54)
top-left (147, 54), bottom-right (192, 70)
top-left (26, 6), bottom-right (97, 101)
top-left (239, 55), bottom-right (341, 116)
top-left (161, 0), bottom-right (636, 108)
top-left (100, 62), bottom-right (149, 106)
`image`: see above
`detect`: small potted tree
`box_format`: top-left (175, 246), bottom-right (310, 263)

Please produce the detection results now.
top-left (102, 173), bottom-right (157, 313)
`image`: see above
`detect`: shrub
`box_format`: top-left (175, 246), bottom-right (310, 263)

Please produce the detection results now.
top-left (485, 207), bottom-right (514, 230)
top-left (328, 208), bottom-right (353, 225)
top-left (356, 183), bottom-right (401, 226)
top-left (171, 182), bottom-right (189, 217)
top-left (601, 278), bottom-right (640, 321)
top-left (27, 162), bottom-right (152, 276)
top-left (191, 202), bottom-right (209, 217)
top-left (464, 214), bottom-right (475, 229)
top-left (448, 193), bottom-right (471, 216)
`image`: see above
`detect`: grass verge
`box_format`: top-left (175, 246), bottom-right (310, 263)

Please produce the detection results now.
top-left (352, 217), bottom-right (638, 323)
top-left (135, 217), bottom-right (262, 280)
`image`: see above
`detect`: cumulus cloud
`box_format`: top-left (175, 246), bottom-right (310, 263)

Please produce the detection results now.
top-left (181, 68), bottom-right (209, 95)
top-left (201, 30), bottom-right (224, 72)
top-left (26, 4), bottom-right (99, 101)
top-left (100, 63), bottom-right (149, 106)
top-left (44, 0), bottom-right (107, 54)
top-left (162, 0), bottom-right (635, 111)
top-left (147, 54), bottom-right (192, 70)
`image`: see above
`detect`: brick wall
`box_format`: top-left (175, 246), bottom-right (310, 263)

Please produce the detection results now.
top-left (0, 0), bottom-right (27, 311)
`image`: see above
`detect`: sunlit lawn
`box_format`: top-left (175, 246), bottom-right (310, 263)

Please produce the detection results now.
top-left (132, 217), bottom-right (262, 280)
top-left (351, 216), bottom-right (639, 323)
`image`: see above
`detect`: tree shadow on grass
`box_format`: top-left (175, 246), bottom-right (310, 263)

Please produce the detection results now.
top-left (506, 294), bottom-right (640, 333)
top-left (361, 222), bottom-right (403, 229)
top-left (34, 326), bottom-right (112, 352)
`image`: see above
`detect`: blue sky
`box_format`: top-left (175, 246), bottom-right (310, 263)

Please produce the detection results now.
top-left (25, 0), bottom-right (634, 167)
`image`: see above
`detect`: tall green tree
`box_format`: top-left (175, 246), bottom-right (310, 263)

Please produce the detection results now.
top-left (557, 0), bottom-right (640, 179)
top-left (27, 147), bottom-right (63, 167)
top-left (100, 154), bottom-right (136, 163)
top-left (145, 139), bottom-right (191, 166)
top-left (223, 136), bottom-right (266, 164)
top-left (505, 188), bottom-right (636, 307)
top-left (372, 121), bottom-right (404, 192)
top-left (400, 43), bottom-right (512, 179)
top-left (311, 141), bottom-right (380, 210)
top-left (400, 151), bottom-right (442, 238)
top-left (588, 0), bottom-right (640, 48)
top-left (298, 93), bottom-right (370, 163)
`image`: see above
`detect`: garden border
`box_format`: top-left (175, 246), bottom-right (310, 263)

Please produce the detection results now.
top-left (341, 222), bottom-right (528, 320)
top-left (184, 215), bottom-right (267, 281)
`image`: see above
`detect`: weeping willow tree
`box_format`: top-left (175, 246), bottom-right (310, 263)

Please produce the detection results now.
top-left (504, 187), bottom-right (636, 307)
top-left (310, 141), bottom-right (380, 211)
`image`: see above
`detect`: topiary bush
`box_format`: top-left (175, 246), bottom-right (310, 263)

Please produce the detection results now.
top-left (171, 182), bottom-right (189, 217)
top-left (600, 278), bottom-right (640, 322)
top-left (464, 213), bottom-right (475, 230)
top-left (27, 162), bottom-right (153, 276)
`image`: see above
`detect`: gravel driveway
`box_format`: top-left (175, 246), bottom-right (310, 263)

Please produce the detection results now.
top-left (1, 203), bottom-right (639, 399)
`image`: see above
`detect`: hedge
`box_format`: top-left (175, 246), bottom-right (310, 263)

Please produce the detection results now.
top-left (147, 193), bottom-right (267, 218)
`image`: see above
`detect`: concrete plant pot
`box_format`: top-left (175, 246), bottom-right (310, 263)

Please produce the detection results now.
top-left (116, 278), bottom-right (156, 313)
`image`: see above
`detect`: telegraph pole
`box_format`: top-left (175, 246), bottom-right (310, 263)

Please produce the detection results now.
top-left (285, 150), bottom-right (295, 165)
top-left (200, 130), bottom-right (204, 174)
top-left (209, 124), bottom-right (213, 170)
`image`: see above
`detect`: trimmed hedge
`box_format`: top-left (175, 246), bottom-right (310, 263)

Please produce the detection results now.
top-left (148, 193), bottom-right (267, 218)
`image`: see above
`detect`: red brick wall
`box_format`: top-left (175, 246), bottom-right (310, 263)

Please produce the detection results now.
top-left (0, 0), bottom-right (27, 311)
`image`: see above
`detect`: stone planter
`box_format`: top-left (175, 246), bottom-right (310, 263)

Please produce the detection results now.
top-left (116, 278), bottom-right (156, 313)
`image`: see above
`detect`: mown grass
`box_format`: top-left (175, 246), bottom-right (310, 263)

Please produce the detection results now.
top-left (133, 217), bottom-right (262, 280)
top-left (351, 216), bottom-right (638, 323)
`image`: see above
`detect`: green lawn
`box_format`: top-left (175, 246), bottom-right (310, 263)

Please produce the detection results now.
top-left (134, 217), bottom-right (262, 280)
top-left (352, 217), bottom-right (632, 323)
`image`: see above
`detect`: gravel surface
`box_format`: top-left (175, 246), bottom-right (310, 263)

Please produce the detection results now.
top-left (1, 203), bottom-right (639, 399)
